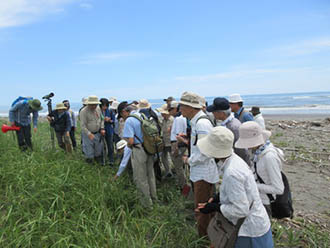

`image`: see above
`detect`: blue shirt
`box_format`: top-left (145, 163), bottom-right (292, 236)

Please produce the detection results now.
top-left (235, 107), bottom-right (254, 123)
top-left (123, 111), bottom-right (144, 144)
top-left (9, 101), bottom-right (39, 127)
top-left (102, 108), bottom-right (116, 135)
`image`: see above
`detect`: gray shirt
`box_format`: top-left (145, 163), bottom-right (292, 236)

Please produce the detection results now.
top-left (80, 106), bottom-right (104, 135)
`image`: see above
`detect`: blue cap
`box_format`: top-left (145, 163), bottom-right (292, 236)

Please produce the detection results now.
top-left (206, 97), bottom-right (230, 112)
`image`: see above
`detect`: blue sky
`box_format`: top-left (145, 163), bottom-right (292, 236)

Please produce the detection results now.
top-left (0, 0), bottom-right (330, 106)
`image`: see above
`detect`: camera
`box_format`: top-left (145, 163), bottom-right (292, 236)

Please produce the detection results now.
top-left (42, 92), bottom-right (54, 100)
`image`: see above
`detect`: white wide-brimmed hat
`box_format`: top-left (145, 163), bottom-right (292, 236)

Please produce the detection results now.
top-left (116, 140), bottom-right (127, 150)
top-left (55, 103), bottom-right (67, 110)
top-left (229, 93), bottom-right (243, 103)
top-left (86, 95), bottom-right (101, 105)
top-left (110, 100), bottom-right (119, 110)
top-left (169, 101), bottom-right (179, 109)
top-left (137, 99), bottom-right (151, 109)
top-left (197, 126), bottom-right (234, 158)
top-left (235, 121), bottom-right (271, 149)
top-left (179, 91), bottom-right (202, 109)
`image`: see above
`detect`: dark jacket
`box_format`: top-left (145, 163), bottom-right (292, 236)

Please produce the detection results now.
top-left (49, 110), bottom-right (71, 133)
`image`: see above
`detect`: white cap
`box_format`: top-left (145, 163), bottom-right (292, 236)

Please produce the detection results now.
top-left (110, 100), bottom-right (119, 110)
top-left (228, 93), bottom-right (243, 103)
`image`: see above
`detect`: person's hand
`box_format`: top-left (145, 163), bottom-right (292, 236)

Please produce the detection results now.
top-left (195, 202), bottom-right (208, 212)
top-left (100, 129), bottom-right (106, 136)
top-left (176, 133), bottom-right (188, 144)
top-left (47, 116), bottom-right (52, 122)
top-left (196, 202), bottom-right (221, 214)
top-left (182, 155), bottom-right (189, 164)
top-left (113, 174), bottom-right (118, 180)
top-left (104, 117), bottom-right (111, 122)
top-left (66, 131), bottom-right (70, 137)
top-left (88, 133), bottom-right (95, 140)
top-left (33, 128), bottom-right (37, 133)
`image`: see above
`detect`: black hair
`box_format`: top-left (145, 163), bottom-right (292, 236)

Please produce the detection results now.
top-left (100, 98), bottom-right (109, 107)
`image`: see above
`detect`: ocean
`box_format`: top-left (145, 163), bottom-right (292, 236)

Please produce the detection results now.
top-left (1, 91), bottom-right (330, 117)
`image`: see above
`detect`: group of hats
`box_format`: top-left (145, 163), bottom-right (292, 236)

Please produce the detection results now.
top-left (198, 122), bottom-right (271, 159)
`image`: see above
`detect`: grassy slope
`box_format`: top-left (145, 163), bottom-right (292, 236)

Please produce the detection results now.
top-left (0, 120), bottom-right (329, 247)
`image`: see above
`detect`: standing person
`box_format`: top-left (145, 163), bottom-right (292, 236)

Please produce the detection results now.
top-left (9, 98), bottom-right (43, 151)
top-left (235, 121), bottom-right (284, 218)
top-left (250, 106), bottom-right (266, 130)
top-left (207, 97), bottom-right (250, 165)
top-left (119, 102), bottom-right (158, 207)
top-left (47, 103), bottom-right (72, 152)
top-left (163, 96), bottom-right (175, 107)
top-left (196, 126), bottom-right (274, 248)
top-left (159, 104), bottom-right (174, 178)
top-left (178, 92), bottom-right (219, 238)
top-left (229, 93), bottom-right (254, 123)
top-left (168, 101), bottom-right (188, 192)
top-left (63, 100), bottom-right (77, 149)
top-left (100, 98), bottom-right (116, 166)
top-left (79, 96), bottom-right (105, 164)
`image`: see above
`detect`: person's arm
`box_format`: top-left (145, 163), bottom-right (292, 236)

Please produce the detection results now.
top-left (80, 109), bottom-right (91, 136)
top-left (32, 111), bottom-right (39, 129)
top-left (123, 118), bottom-right (135, 147)
top-left (115, 147), bottom-right (132, 177)
top-left (72, 111), bottom-right (77, 128)
top-left (65, 112), bottom-right (72, 133)
top-left (257, 153), bottom-right (284, 195)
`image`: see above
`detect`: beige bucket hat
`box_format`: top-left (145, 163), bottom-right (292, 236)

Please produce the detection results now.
top-left (198, 95), bottom-right (207, 108)
top-left (158, 104), bottom-right (169, 114)
top-left (86, 95), bottom-right (101, 105)
top-left (137, 99), bottom-right (151, 109)
top-left (55, 103), bottom-right (67, 110)
top-left (179, 91), bottom-right (202, 109)
top-left (116, 140), bottom-right (127, 150)
top-left (235, 121), bottom-right (271, 149)
top-left (197, 126), bottom-right (234, 158)
top-left (229, 93), bottom-right (243, 103)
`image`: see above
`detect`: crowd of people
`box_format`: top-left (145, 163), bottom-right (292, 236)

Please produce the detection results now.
top-left (8, 92), bottom-right (281, 248)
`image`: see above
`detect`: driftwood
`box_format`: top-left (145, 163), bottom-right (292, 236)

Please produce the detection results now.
top-left (282, 147), bottom-right (330, 156)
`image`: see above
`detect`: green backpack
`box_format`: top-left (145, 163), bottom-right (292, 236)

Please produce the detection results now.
top-left (129, 113), bottom-right (164, 155)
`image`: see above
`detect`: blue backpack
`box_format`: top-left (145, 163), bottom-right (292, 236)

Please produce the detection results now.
top-left (11, 96), bottom-right (33, 107)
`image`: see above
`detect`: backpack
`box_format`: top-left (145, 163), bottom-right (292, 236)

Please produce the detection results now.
top-left (11, 96), bottom-right (33, 107)
top-left (254, 162), bottom-right (294, 219)
top-left (129, 113), bottom-right (164, 155)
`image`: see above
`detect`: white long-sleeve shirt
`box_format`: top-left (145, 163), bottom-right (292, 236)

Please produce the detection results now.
top-left (116, 146), bottom-right (132, 177)
top-left (188, 110), bottom-right (219, 184)
top-left (170, 115), bottom-right (187, 141)
top-left (218, 153), bottom-right (271, 237)
top-left (253, 144), bottom-right (285, 205)
top-left (254, 113), bottom-right (265, 130)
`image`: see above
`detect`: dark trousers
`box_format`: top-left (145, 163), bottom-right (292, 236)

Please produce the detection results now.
top-left (194, 180), bottom-right (214, 238)
top-left (15, 123), bottom-right (32, 151)
top-left (69, 127), bottom-right (76, 148)
top-left (105, 132), bottom-right (114, 163)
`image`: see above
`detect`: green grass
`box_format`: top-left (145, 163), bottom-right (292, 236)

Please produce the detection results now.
top-left (0, 120), bottom-right (329, 247)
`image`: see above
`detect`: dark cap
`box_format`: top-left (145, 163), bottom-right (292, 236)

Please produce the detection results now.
top-left (117, 101), bottom-right (128, 119)
top-left (163, 96), bottom-right (175, 102)
top-left (206, 97), bottom-right (230, 112)
top-left (250, 106), bottom-right (260, 115)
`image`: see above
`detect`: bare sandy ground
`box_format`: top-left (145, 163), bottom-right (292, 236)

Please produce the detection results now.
top-left (265, 115), bottom-right (330, 217)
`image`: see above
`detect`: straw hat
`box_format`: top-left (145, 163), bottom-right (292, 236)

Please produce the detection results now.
top-left (235, 121), bottom-right (271, 149)
top-left (137, 99), bottom-right (151, 109)
top-left (28, 99), bottom-right (43, 111)
top-left (228, 93), bottom-right (243, 103)
top-left (158, 104), bottom-right (169, 114)
top-left (110, 100), bottom-right (119, 110)
top-left (86, 95), bottom-right (101, 105)
top-left (179, 91), bottom-right (202, 109)
top-left (116, 140), bottom-right (127, 150)
top-left (55, 103), bottom-right (67, 110)
top-left (197, 126), bottom-right (234, 158)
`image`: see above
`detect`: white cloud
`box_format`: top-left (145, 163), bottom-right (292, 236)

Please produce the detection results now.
top-left (0, 0), bottom-right (76, 28)
top-left (267, 37), bottom-right (330, 57)
top-left (79, 2), bottom-right (93, 10)
top-left (77, 52), bottom-right (144, 64)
